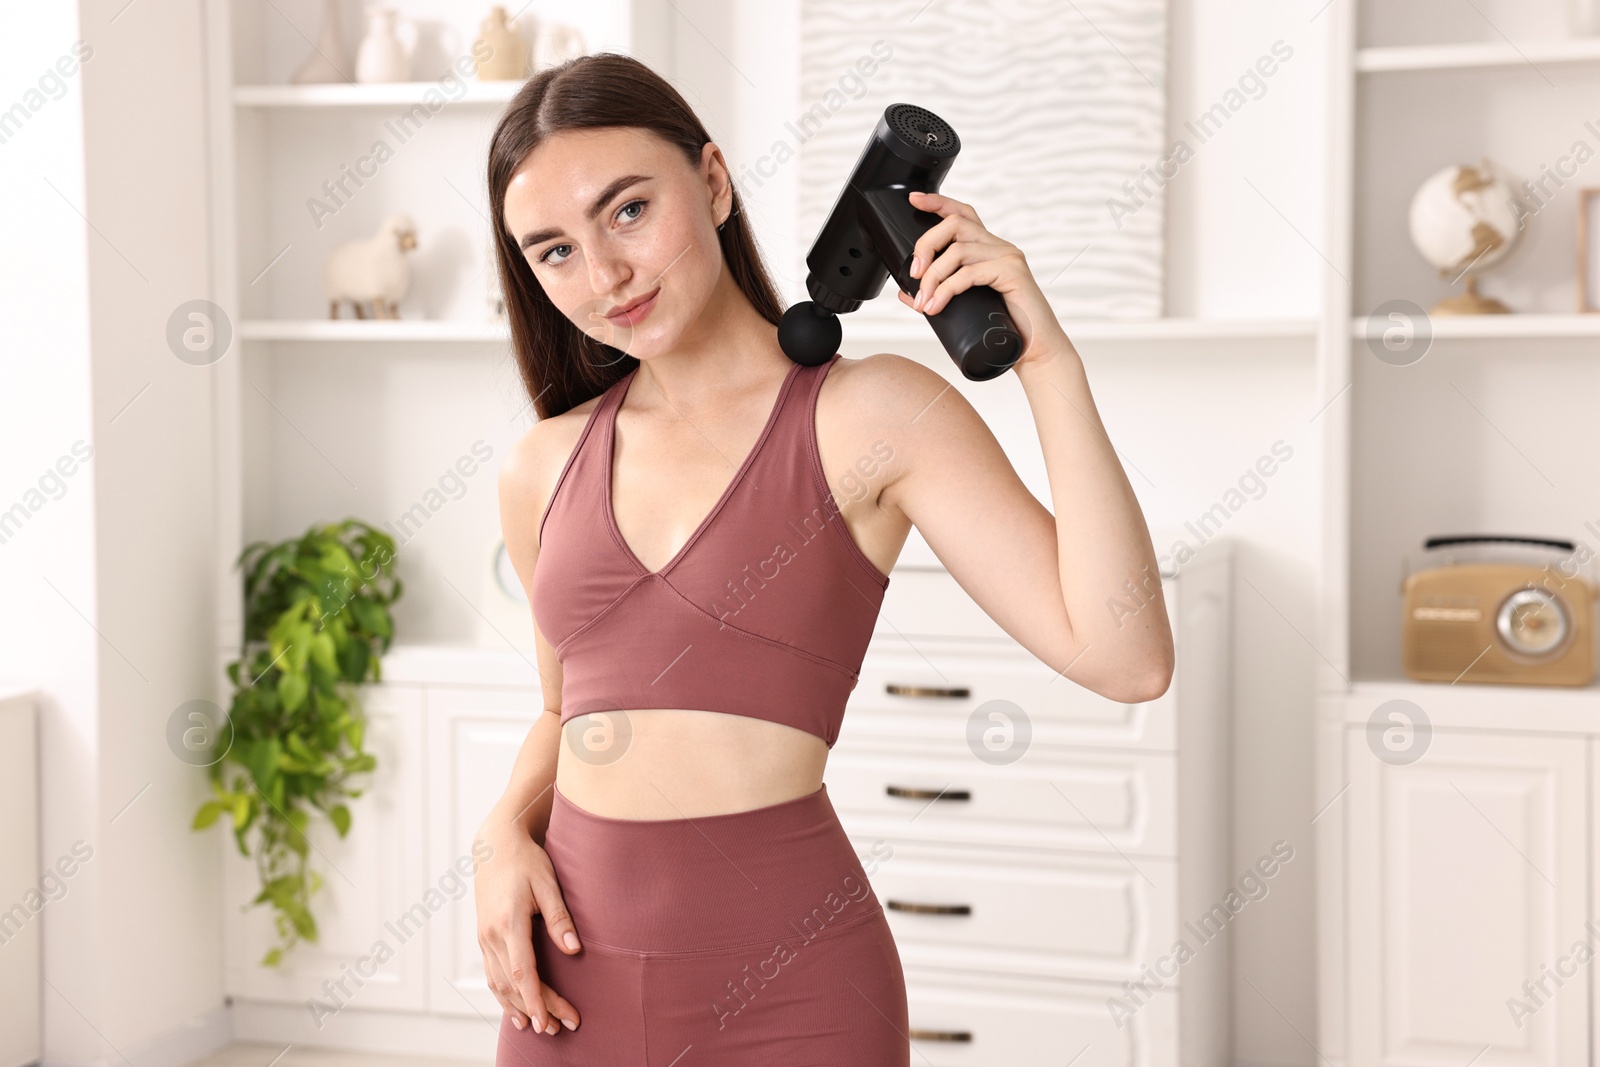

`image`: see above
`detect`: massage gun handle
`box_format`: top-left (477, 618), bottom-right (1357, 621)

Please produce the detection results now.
top-left (863, 187), bottom-right (1022, 382)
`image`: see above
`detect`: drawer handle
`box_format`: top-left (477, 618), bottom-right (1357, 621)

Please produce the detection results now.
top-left (887, 899), bottom-right (972, 916)
top-left (909, 1028), bottom-right (974, 1042)
top-left (885, 683), bottom-right (970, 699)
top-left (885, 785), bottom-right (971, 802)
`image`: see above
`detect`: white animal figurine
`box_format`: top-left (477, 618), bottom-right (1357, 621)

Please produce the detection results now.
top-left (325, 214), bottom-right (418, 320)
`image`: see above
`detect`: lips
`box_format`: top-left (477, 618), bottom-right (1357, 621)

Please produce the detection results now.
top-left (605, 287), bottom-right (660, 327)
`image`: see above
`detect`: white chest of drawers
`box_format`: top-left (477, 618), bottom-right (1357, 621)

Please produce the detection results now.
top-left (827, 542), bottom-right (1234, 1067)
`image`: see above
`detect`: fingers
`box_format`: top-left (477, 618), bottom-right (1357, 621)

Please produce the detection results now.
top-left (909, 189), bottom-right (982, 226)
top-left (481, 946), bottom-right (531, 1031)
top-left (534, 883), bottom-right (583, 955)
top-left (908, 214), bottom-right (974, 287)
top-left (544, 984), bottom-right (582, 1033)
top-left (504, 918), bottom-right (552, 1033)
top-left (915, 262), bottom-right (1008, 317)
top-left (906, 209), bottom-right (1015, 315)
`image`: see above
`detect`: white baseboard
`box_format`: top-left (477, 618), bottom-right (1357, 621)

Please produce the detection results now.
top-left (41, 1004), bottom-right (231, 1067)
top-left (229, 1001), bottom-right (498, 1061)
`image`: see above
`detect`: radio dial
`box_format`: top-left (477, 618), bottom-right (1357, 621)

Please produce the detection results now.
top-left (1495, 588), bottom-right (1570, 658)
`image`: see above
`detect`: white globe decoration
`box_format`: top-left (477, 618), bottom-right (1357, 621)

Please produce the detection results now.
top-left (1407, 160), bottom-right (1524, 314)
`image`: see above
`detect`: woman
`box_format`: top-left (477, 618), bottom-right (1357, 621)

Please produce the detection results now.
top-left (476, 52), bottom-right (1173, 1065)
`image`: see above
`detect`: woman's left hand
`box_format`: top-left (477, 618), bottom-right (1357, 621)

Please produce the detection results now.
top-left (898, 190), bottom-right (1073, 371)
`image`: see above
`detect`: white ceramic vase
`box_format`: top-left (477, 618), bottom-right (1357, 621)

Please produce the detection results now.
top-left (355, 7), bottom-right (416, 84)
top-left (291, 0), bottom-right (346, 84)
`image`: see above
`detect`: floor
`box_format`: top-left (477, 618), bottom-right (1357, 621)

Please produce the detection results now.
top-left (191, 1045), bottom-right (489, 1067)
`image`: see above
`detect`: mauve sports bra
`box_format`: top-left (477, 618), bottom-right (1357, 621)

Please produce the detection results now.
top-left (530, 353), bottom-right (890, 749)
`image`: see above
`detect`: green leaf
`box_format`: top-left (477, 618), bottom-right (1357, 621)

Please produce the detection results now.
top-left (218, 518), bottom-right (403, 968)
top-left (277, 670), bottom-right (309, 714)
top-left (192, 801), bottom-right (224, 830)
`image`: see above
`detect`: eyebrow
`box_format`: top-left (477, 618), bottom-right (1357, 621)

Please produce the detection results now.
top-left (518, 173), bottom-right (652, 251)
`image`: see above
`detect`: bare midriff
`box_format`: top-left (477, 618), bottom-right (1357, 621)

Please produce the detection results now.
top-left (553, 709), bottom-right (829, 820)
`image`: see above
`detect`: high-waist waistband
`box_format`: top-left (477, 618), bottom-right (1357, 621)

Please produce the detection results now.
top-left (544, 782), bottom-right (883, 957)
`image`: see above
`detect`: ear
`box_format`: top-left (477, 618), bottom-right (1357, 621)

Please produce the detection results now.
top-left (700, 141), bottom-right (734, 226)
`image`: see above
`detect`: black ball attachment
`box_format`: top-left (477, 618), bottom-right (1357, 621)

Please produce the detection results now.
top-left (778, 301), bottom-right (842, 367)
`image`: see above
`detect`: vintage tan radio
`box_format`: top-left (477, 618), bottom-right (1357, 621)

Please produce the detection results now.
top-left (1401, 535), bottom-right (1596, 686)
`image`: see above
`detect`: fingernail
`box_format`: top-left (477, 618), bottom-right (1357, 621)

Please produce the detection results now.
top-left (913, 290), bottom-right (924, 310)
top-left (910, 255), bottom-right (922, 277)
top-left (512, 1016), bottom-right (524, 1030)
top-left (563, 932), bottom-right (580, 951)
top-left (562, 1018), bottom-right (577, 1031)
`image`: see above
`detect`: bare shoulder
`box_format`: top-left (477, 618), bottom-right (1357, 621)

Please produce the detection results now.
top-left (819, 352), bottom-right (983, 449)
top-left (818, 352), bottom-right (957, 427)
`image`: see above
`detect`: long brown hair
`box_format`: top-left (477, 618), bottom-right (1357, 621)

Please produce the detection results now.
top-left (488, 52), bottom-right (786, 421)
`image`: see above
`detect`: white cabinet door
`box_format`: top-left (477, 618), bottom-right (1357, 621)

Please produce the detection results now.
top-left (224, 683), bottom-right (428, 1012)
top-left (424, 684), bottom-right (539, 1018)
top-left (1346, 728), bottom-right (1587, 1067)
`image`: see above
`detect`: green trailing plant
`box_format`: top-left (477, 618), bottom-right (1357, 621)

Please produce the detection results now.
top-left (193, 519), bottom-right (402, 965)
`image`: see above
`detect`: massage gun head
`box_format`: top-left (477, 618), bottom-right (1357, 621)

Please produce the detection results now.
top-left (777, 301), bottom-right (842, 367)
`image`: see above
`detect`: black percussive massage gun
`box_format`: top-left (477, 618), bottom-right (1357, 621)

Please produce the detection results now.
top-left (778, 103), bottom-right (1023, 381)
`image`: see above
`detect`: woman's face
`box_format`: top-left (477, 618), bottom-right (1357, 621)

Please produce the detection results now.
top-left (501, 127), bottom-right (730, 360)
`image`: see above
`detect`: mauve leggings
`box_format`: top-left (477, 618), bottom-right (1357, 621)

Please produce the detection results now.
top-left (495, 782), bottom-right (910, 1066)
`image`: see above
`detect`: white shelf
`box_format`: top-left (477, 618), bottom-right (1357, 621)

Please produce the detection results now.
top-left (233, 80), bottom-right (524, 108)
top-left (1336, 676), bottom-right (1600, 732)
top-left (1065, 317), bottom-right (1318, 341)
top-left (239, 318), bottom-right (509, 341)
top-left (1356, 38), bottom-right (1600, 73)
top-left (1349, 313), bottom-right (1600, 339)
top-left (240, 316), bottom-right (1321, 345)
top-left (848, 316), bottom-right (1318, 344)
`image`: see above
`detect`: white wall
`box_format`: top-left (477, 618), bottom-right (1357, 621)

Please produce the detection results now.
top-left (1166, 7), bottom-right (1329, 1067)
top-left (0, 2), bottom-right (226, 1063)
top-left (0, 5), bottom-right (105, 1062)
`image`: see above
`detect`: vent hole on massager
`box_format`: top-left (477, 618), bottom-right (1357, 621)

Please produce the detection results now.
top-left (848, 247), bottom-right (862, 258)
top-left (839, 265), bottom-right (853, 276)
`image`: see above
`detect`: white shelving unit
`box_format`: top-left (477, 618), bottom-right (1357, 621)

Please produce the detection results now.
top-left (1317, 4), bottom-right (1600, 1067)
top-left (203, 0), bottom-right (670, 1054)
top-left (233, 81), bottom-right (523, 107)
top-left (1356, 38), bottom-right (1600, 72)
top-left (1349, 312), bottom-right (1600, 339)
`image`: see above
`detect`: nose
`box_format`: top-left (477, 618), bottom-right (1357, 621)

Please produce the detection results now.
top-left (585, 240), bottom-right (631, 302)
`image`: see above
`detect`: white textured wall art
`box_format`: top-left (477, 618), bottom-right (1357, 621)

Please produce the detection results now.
top-left (795, 0), bottom-right (1168, 321)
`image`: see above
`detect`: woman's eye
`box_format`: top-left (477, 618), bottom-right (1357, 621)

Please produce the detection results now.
top-left (537, 200), bottom-right (646, 267)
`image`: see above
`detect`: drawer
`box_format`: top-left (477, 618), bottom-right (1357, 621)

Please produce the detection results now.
top-left (878, 566), bottom-right (1012, 640)
top-left (902, 966), bottom-right (1178, 1066)
top-left (825, 740), bottom-right (1176, 855)
top-left (855, 838), bottom-right (1180, 983)
top-left (848, 642), bottom-right (1175, 752)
